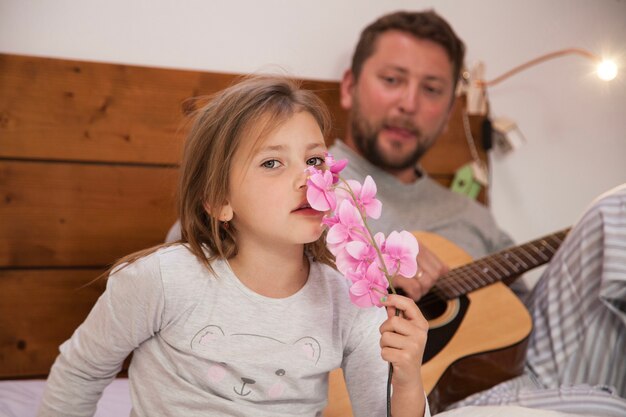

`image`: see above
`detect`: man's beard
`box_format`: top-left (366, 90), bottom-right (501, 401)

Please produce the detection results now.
top-left (350, 99), bottom-right (433, 172)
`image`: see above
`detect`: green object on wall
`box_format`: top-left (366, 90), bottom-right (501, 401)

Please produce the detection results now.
top-left (450, 163), bottom-right (482, 199)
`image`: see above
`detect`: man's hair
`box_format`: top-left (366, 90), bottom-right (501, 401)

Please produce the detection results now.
top-left (351, 10), bottom-right (466, 90)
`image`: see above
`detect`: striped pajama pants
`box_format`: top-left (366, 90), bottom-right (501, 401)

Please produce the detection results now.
top-left (447, 184), bottom-right (626, 416)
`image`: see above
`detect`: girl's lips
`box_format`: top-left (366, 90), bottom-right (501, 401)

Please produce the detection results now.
top-left (293, 202), bottom-right (311, 211)
top-left (292, 202), bottom-right (323, 215)
top-left (294, 207), bottom-right (324, 216)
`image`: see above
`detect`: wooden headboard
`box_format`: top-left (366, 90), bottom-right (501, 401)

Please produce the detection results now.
top-left (0, 53), bottom-right (487, 379)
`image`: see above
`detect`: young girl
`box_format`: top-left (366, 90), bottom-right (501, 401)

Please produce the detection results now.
top-left (38, 76), bottom-right (430, 417)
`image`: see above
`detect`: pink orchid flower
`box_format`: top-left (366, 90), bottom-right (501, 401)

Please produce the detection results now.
top-left (336, 232), bottom-right (386, 275)
top-left (343, 176), bottom-right (382, 219)
top-left (381, 231), bottom-right (419, 278)
top-left (322, 215), bottom-right (344, 256)
top-left (322, 214), bottom-right (340, 228)
top-left (342, 240), bottom-right (377, 275)
top-left (306, 168), bottom-right (336, 212)
top-left (345, 269), bottom-right (364, 284)
top-left (324, 152), bottom-right (348, 183)
top-left (304, 153), bottom-right (420, 309)
top-left (348, 263), bottom-right (389, 308)
top-left (326, 200), bottom-right (368, 249)
top-left (334, 248), bottom-right (356, 276)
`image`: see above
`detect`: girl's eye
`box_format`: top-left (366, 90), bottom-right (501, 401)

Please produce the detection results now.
top-left (261, 160), bottom-right (282, 169)
top-left (306, 157), bottom-right (325, 167)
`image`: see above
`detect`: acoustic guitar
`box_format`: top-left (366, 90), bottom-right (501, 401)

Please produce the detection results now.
top-left (415, 228), bottom-right (569, 412)
top-left (323, 228), bottom-right (570, 417)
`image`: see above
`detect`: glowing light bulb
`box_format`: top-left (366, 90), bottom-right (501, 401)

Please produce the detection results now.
top-left (596, 59), bottom-right (618, 81)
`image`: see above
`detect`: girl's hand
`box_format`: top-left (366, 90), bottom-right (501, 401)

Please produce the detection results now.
top-left (379, 294), bottom-right (428, 390)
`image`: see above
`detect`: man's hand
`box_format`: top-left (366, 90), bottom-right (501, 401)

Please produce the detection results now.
top-left (392, 241), bottom-right (449, 301)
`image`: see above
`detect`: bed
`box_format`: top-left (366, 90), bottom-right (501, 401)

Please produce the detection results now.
top-left (0, 379), bottom-right (131, 417)
top-left (1, 52), bottom-right (536, 416)
top-left (0, 378), bottom-right (585, 417)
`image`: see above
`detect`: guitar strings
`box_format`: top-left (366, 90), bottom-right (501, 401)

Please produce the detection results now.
top-left (413, 231), bottom-right (570, 310)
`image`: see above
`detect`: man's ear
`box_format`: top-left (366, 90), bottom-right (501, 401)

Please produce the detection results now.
top-left (339, 69), bottom-right (355, 111)
top-left (204, 201), bottom-right (233, 222)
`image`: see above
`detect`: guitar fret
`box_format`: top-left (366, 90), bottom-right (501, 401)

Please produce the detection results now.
top-left (465, 267), bottom-right (486, 291)
top-left (450, 280), bottom-right (471, 297)
top-left (517, 246), bottom-right (539, 267)
top-left (452, 271), bottom-right (474, 295)
top-left (465, 264), bottom-right (490, 289)
top-left (485, 256), bottom-right (511, 276)
top-left (476, 262), bottom-right (495, 285)
top-left (452, 265), bottom-right (488, 289)
top-left (543, 237), bottom-right (560, 253)
top-left (454, 268), bottom-right (477, 296)
top-left (508, 251), bottom-right (529, 269)
top-left (529, 241), bottom-right (551, 262)
top-left (500, 252), bottom-right (523, 273)
top-left (435, 274), bottom-right (460, 298)
top-left (474, 260), bottom-right (498, 285)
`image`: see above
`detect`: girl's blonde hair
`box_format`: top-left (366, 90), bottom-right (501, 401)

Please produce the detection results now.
top-left (108, 75), bottom-right (335, 275)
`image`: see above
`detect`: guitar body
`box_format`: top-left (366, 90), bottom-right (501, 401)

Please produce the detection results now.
top-left (414, 231), bottom-right (532, 413)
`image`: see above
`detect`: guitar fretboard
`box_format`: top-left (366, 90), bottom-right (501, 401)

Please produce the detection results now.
top-left (434, 228), bottom-right (570, 300)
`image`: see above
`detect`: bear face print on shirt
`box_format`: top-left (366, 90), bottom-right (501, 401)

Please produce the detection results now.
top-left (190, 324), bottom-right (323, 403)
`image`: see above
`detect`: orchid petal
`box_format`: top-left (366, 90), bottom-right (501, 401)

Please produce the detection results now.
top-left (366, 262), bottom-right (389, 288)
top-left (335, 248), bottom-right (355, 275)
top-left (345, 240), bottom-right (370, 260)
top-left (306, 187), bottom-right (331, 212)
top-left (330, 159), bottom-right (348, 173)
top-left (307, 171), bottom-right (336, 211)
top-left (365, 199), bottom-right (382, 219)
top-left (381, 231), bottom-right (419, 278)
top-left (361, 176), bottom-right (378, 200)
top-left (326, 224), bottom-right (347, 244)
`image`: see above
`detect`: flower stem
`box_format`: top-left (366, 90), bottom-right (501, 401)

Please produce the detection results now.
top-left (339, 180), bottom-right (397, 295)
top-left (387, 309), bottom-right (402, 417)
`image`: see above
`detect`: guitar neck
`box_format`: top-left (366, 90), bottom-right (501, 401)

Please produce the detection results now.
top-left (435, 228), bottom-right (570, 299)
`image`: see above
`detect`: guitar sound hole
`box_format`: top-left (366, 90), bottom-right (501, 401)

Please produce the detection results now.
top-left (416, 293), bottom-right (448, 321)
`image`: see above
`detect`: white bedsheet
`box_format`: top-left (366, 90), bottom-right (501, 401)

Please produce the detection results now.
top-left (439, 406), bottom-right (594, 417)
top-left (0, 378), bottom-right (131, 417)
top-left (0, 378), bottom-right (588, 417)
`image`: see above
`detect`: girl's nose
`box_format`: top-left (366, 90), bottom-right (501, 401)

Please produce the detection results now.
top-left (296, 167), bottom-right (308, 189)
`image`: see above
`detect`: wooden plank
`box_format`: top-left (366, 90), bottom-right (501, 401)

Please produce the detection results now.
top-left (0, 269), bottom-right (106, 378)
top-left (0, 160), bottom-right (178, 267)
top-left (0, 53), bottom-right (346, 164)
top-left (0, 54), bottom-right (192, 164)
top-left (0, 53), bottom-right (481, 174)
top-left (421, 95), bottom-right (488, 174)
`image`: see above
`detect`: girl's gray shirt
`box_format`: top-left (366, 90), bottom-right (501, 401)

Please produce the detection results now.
top-left (38, 245), bottom-right (430, 417)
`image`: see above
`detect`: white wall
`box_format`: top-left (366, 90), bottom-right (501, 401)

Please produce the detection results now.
top-left (2, 0), bottom-right (625, 270)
